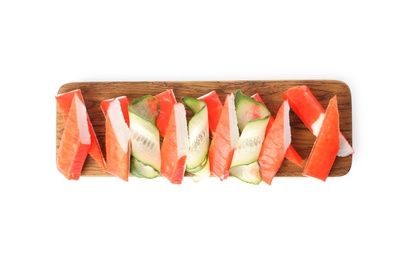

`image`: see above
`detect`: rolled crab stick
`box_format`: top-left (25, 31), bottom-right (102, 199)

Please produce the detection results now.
top-left (258, 100), bottom-right (291, 185)
top-left (160, 103), bottom-right (189, 184)
top-left (282, 86), bottom-right (353, 157)
top-left (101, 96), bottom-right (130, 181)
top-left (303, 96), bottom-right (340, 181)
top-left (251, 93), bottom-right (303, 167)
top-left (208, 93), bottom-right (239, 181)
top-left (56, 89), bottom-right (106, 168)
top-left (56, 93), bottom-right (91, 180)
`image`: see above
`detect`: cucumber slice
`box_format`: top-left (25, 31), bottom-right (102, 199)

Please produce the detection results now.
top-left (235, 89), bottom-right (271, 132)
top-left (128, 96), bottom-right (161, 179)
top-left (130, 157), bottom-right (159, 179)
top-left (129, 95), bottom-right (159, 124)
top-left (182, 97), bottom-right (211, 180)
top-left (230, 90), bottom-right (270, 184)
top-left (186, 155), bottom-right (208, 174)
top-left (230, 161), bottom-right (261, 185)
top-left (230, 118), bottom-right (269, 167)
top-left (191, 159), bottom-right (211, 182)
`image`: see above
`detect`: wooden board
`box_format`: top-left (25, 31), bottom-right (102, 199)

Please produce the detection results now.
top-left (56, 80), bottom-right (353, 178)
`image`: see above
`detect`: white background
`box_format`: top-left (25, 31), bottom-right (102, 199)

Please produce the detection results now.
top-left (1, 1), bottom-right (413, 259)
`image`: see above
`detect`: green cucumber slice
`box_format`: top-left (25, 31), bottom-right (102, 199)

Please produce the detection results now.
top-left (235, 89), bottom-right (271, 132)
top-left (230, 118), bottom-right (269, 167)
top-left (191, 159), bottom-right (211, 182)
top-left (182, 97), bottom-right (211, 180)
top-left (130, 157), bottom-right (159, 179)
top-left (230, 90), bottom-right (270, 184)
top-left (129, 95), bottom-right (159, 124)
top-left (230, 161), bottom-right (261, 185)
top-left (128, 96), bottom-right (161, 179)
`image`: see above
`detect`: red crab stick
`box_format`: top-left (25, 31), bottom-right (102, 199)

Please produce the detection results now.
top-left (258, 100), bottom-right (291, 185)
top-left (56, 93), bottom-right (91, 180)
top-left (198, 90), bottom-right (223, 137)
top-left (155, 89), bottom-right (177, 137)
top-left (282, 86), bottom-right (353, 157)
top-left (160, 103), bottom-right (189, 184)
top-left (208, 94), bottom-right (239, 180)
top-left (56, 89), bottom-right (106, 169)
top-left (303, 96), bottom-right (340, 181)
top-left (101, 96), bottom-right (130, 181)
top-left (252, 93), bottom-right (303, 166)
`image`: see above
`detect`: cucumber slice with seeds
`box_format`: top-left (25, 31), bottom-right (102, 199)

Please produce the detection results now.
top-left (182, 97), bottom-right (211, 181)
top-left (230, 118), bottom-right (269, 167)
top-left (235, 89), bottom-right (271, 132)
top-left (230, 90), bottom-right (270, 184)
top-left (128, 96), bottom-right (161, 179)
top-left (130, 157), bottom-right (159, 179)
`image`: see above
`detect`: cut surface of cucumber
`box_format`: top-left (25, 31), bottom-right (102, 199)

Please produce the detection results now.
top-left (235, 90), bottom-right (271, 132)
top-left (130, 157), bottom-right (159, 179)
top-left (183, 97), bottom-right (211, 181)
top-left (230, 90), bottom-right (270, 184)
top-left (230, 118), bottom-right (269, 168)
top-left (128, 96), bottom-right (161, 178)
top-left (230, 161), bottom-right (261, 185)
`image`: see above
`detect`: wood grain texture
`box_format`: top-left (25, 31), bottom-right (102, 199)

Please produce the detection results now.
top-left (56, 80), bottom-right (353, 178)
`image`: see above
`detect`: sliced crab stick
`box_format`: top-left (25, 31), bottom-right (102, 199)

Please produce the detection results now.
top-left (101, 96), bottom-right (130, 181)
top-left (251, 93), bottom-right (303, 166)
top-left (282, 86), bottom-right (353, 157)
top-left (303, 96), bottom-right (340, 181)
top-left (160, 103), bottom-right (189, 184)
top-left (56, 93), bottom-right (91, 180)
top-left (56, 89), bottom-right (106, 168)
top-left (208, 93), bottom-right (239, 181)
top-left (258, 100), bottom-right (291, 185)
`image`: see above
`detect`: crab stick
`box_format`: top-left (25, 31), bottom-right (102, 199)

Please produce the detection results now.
top-left (101, 96), bottom-right (130, 181)
top-left (155, 89), bottom-right (177, 137)
top-left (160, 103), bottom-right (189, 184)
top-left (252, 93), bottom-right (303, 166)
top-left (258, 100), bottom-right (291, 185)
top-left (56, 89), bottom-right (106, 169)
top-left (303, 96), bottom-right (340, 181)
top-left (208, 93), bottom-right (239, 181)
top-left (282, 86), bottom-right (353, 157)
top-left (56, 93), bottom-right (91, 180)
top-left (198, 90), bottom-right (223, 138)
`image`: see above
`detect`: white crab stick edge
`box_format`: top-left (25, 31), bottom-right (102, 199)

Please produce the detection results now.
top-left (283, 100), bottom-right (291, 153)
top-left (107, 98), bottom-right (129, 153)
top-left (174, 103), bottom-right (189, 159)
top-left (228, 93), bottom-right (239, 149)
top-left (75, 94), bottom-right (91, 145)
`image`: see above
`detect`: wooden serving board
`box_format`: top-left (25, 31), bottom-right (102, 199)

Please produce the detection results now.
top-left (56, 80), bottom-right (353, 178)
